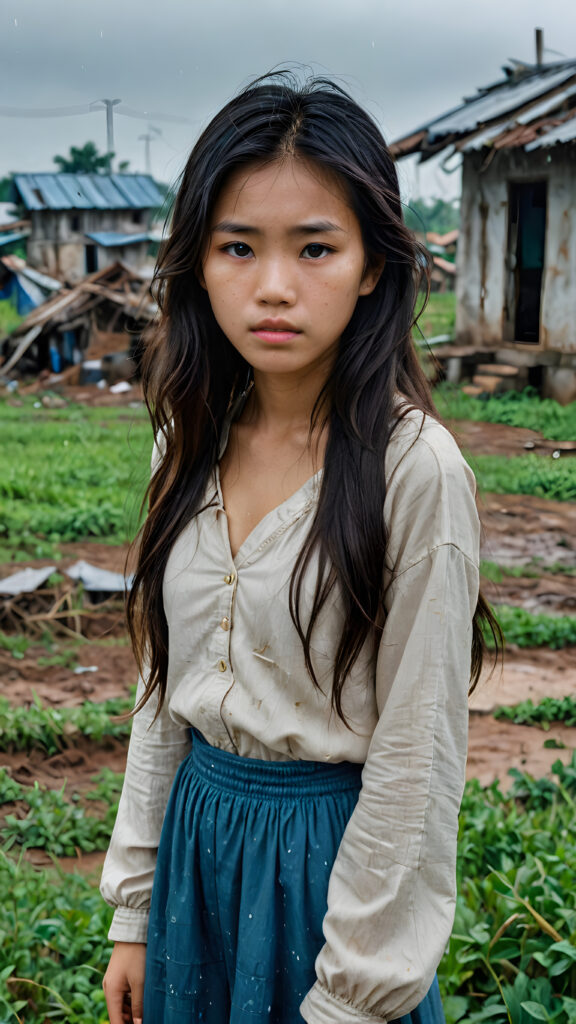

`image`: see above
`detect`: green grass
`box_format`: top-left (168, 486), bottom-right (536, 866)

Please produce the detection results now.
top-left (0, 300), bottom-right (24, 337)
top-left (415, 290), bottom-right (456, 341)
top-left (0, 399), bottom-right (151, 552)
top-left (435, 384), bottom-right (576, 442)
top-left (467, 453), bottom-right (576, 502)
top-left (481, 560), bottom-right (576, 581)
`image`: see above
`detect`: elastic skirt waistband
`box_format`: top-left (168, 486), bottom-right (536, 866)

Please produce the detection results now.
top-left (189, 729), bottom-right (363, 800)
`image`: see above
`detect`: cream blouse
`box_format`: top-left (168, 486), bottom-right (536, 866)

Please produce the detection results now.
top-left (100, 407), bottom-right (480, 1024)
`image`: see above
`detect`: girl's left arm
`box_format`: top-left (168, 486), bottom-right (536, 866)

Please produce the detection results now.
top-left (300, 419), bottom-right (481, 1024)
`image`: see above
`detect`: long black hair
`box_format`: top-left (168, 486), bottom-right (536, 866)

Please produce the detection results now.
top-left (127, 71), bottom-right (500, 720)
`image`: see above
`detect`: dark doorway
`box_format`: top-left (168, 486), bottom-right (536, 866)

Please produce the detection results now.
top-left (506, 181), bottom-right (547, 343)
top-left (85, 245), bottom-right (98, 274)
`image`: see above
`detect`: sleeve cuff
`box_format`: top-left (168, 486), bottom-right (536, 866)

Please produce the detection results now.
top-left (300, 982), bottom-right (387, 1024)
top-left (107, 906), bottom-right (150, 944)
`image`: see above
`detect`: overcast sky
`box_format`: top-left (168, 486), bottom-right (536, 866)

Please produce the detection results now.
top-left (1, 0), bottom-right (574, 203)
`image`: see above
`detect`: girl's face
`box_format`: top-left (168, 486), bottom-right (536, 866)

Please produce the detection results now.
top-left (200, 157), bottom-right (382, 381)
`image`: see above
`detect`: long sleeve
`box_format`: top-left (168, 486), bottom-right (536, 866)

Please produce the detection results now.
top-left (301, 418), bottom-right (480, 1023)
top-left (100, 674), bottom-right (192, 942)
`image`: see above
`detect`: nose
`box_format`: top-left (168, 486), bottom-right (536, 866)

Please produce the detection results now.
top-left (255, 257), bottom-right (296, 306)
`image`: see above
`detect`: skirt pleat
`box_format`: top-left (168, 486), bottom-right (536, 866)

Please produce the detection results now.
top-left (143, 731), bottom-right (445, 1024)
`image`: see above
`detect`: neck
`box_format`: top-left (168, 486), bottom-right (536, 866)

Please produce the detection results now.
top-left (247, 364), bottom-right (331, 435)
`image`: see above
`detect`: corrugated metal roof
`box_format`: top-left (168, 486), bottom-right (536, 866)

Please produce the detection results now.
top-left (460, 81), bottom-right (576, 151)
top-left (13, 173), bottom-right (164, 211)
top-left (391, 57), bottom-right (576, 159)
top-left (427, 65), bottom-right (576, 141)
top-left (0, 231), bottom-right (29, 249)
top-left (85, 231), bottom-right (151, 247)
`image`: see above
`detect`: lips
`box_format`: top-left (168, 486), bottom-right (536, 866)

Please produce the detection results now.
top-left (250, 320), bottom-right (301, 344)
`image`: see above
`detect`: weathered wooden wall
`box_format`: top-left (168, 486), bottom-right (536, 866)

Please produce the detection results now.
top-left (455, 146), bottom-right (576, 358)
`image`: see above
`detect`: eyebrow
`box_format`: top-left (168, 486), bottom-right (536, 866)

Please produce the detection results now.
top-left (211, 220), bottom-right (345, 235)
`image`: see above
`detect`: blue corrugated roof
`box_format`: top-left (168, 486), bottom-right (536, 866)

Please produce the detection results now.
top-left (84, 231), bottom-right (151, 247)
top-left (13, 173), bottom-right (164, 211)
top-left (0, 231), bottom-right (29, 249)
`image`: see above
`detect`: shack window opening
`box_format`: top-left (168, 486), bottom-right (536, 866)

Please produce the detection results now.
top-left (85, 244), bottom-right (98, 274)
top-left (505, 180), bottom-right (547, 344)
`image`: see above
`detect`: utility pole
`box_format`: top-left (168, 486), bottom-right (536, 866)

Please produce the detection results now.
top-left (138, 125), bottom-right (160, 176)
top-left (139, 133), bottom-right (153, 175)
top-left (90, 98), bottom-right (121, 170)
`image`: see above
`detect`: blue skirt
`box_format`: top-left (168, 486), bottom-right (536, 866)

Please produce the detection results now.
top-left (143, 731), bottom-right (445, 1024)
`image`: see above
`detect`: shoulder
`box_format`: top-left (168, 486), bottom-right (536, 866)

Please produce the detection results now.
top-left (384, 407), bottom-right (479, 566)
top-left (386, 406), bottom-right (469, 482)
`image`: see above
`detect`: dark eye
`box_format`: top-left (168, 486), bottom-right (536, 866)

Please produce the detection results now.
top-left (223, 242), bottom-right (252, 258)
top-left (302, 243), bottom-right (330, 259)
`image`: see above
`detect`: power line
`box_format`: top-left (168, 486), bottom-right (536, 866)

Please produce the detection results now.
top-left (0, 101), bottom-right (194, 124)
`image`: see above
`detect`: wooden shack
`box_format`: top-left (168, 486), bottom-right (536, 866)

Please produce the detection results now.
top-left (391, 33), bottom-right (576, 403)
top-left (11, 173), bottom-right (165, 286)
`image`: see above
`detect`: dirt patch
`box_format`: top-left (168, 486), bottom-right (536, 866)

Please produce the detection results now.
top-left (467, 714), bottom-right (574, 788)
top-left (482, 573), bottom-right (576, 616)
top-left (479, 492), bottom-right (576, 570)
top-left (472, 645), bottom-right (576, 712)
top-left (0, 642), bottom-right (135, 707)
top-left (0, 735), bottom-right (128, 793)
top-left (452, 419), bottom-right (544, 456)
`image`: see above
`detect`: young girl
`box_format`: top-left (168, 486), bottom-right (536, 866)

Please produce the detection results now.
top-left (101, 73), bottom-right (495, 1024)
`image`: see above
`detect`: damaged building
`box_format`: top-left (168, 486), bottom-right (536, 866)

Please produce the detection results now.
top-left (392, 31), bottom-right (576, 403)
top-left (2, 262), bottom-right (155, 379)
top-left (10, 172), bottom-right (165, 284)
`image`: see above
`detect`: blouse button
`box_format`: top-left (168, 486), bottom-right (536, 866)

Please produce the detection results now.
top-left (220, 617), bottom-right (230, 631)
top-left (218, 659), bottom-right (227, 672)
top-left (224, 573), bottom-right (235, 585)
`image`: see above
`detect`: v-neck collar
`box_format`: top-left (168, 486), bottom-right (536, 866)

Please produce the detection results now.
top-left (214, 390), bottom-right (322, 567)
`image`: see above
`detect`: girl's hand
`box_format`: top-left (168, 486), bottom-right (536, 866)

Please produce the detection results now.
top-left (103, 941), bottom-right (147, 1024)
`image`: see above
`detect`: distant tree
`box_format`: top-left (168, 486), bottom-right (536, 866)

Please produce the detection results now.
top-left (404, 197), bottom-right (460, 236)
top-left (0, 175), bottom-right (14, 201)
top-left (53, 141), bottom-right (114, 174)
top-left (118, 160), bottom-right (131, 173)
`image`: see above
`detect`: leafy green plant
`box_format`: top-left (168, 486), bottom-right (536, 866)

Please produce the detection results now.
top-left (0, 631), bottom-right (30, 660)
top-left (488, 605), bottom-right (576, 649)
top-left (467, 453), bottom-right (576, 502)
top-left (435, 384), bottom-right (576, 443)
top-left (440, 755), bottom-right (576, 1023)
top-left (0, 850), bottom-right (112, 1023)
top-left (494, 696), bottom-right (576, 730)
top-left (0, 694), bottom-right (132, 754)
top-left (0, 774), bottom-right (118, 856)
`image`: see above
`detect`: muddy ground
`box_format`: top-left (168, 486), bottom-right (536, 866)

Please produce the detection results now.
top-left (1, 412), bottom-right (575, 871)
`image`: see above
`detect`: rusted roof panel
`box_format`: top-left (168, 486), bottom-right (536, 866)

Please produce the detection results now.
top-left (526, 110), bottom-right (576, 148)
